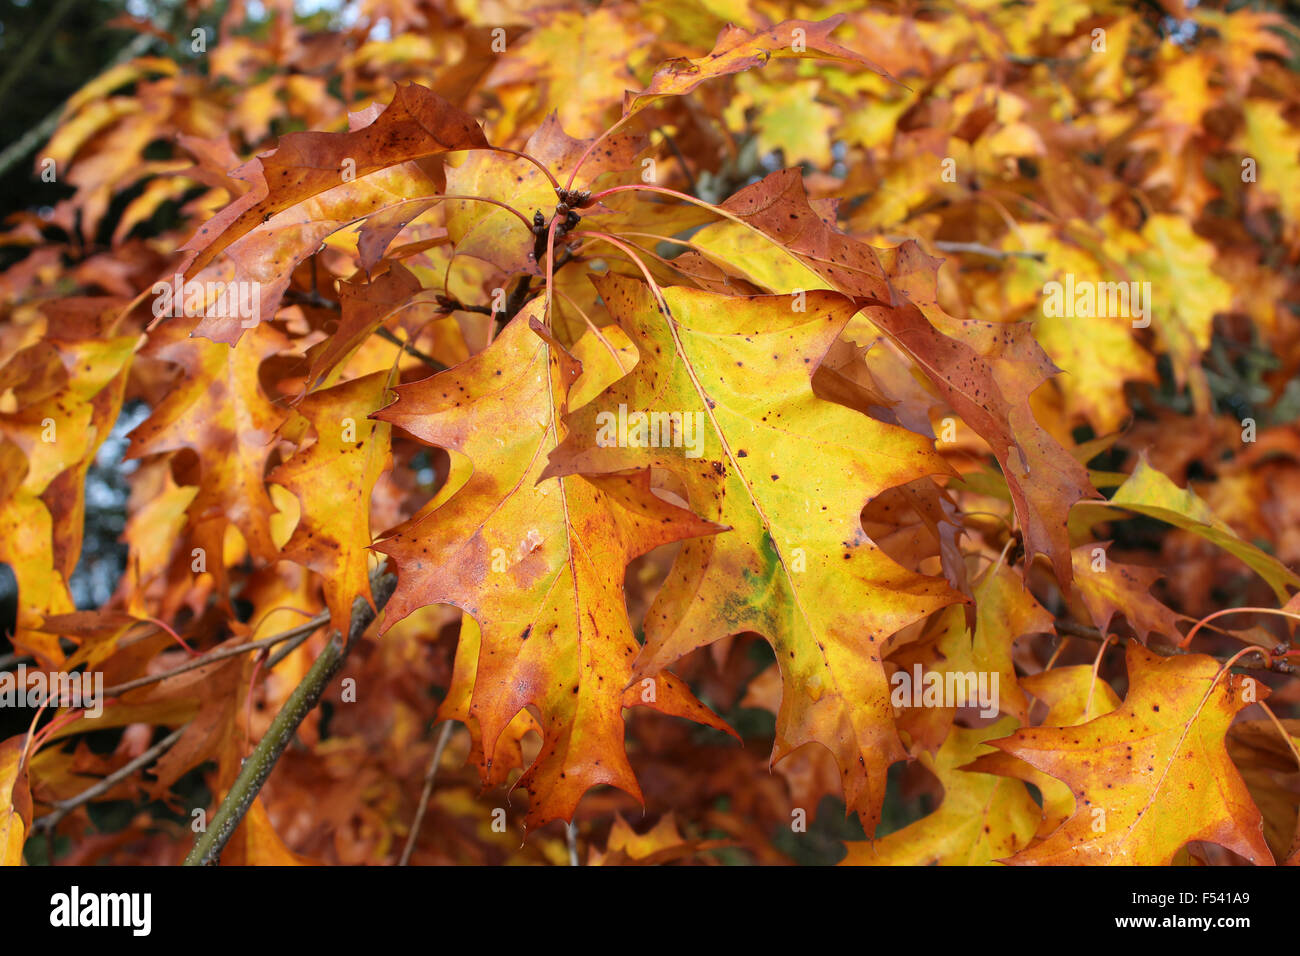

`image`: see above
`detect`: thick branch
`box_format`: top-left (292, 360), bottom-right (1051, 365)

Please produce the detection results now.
top-left (34, 566), bottom-right (391, 840)
top-left (183, 568), bottom-right (397, 865)
top-left (490, 274), bottom-right (535, 336)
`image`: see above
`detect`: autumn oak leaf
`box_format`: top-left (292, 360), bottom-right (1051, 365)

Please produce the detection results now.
top-left (841, 718), bottom-right (1039, 865)
top-left (623, 16), bottom-right (894, 117)
top-left (371, 305), bottom-right (729, 826)
top-left (543, 275), bottom-right (963, 830)
top-left (718, 168), bottom-right (1100, 586)
top-left (984, 643), bottom-right (1274, 865)
top-left (176, 84), bottom-right (487, 343)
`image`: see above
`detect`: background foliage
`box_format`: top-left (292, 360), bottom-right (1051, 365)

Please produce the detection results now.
top-left (2, 0), bottom-right (1300, 866)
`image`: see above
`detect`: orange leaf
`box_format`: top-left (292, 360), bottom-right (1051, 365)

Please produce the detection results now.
top-left (373, 305), bottom-right (724, 825)
top-left (719, 169), bottom-right (1100, 585)
top-left (987, 643), bottom-right (1273, 865)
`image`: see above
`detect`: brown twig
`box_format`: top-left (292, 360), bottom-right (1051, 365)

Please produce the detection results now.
top-left (374, 326), bottom-right (447, 371)
top-left (33, 724), bottom-right (188, 834)
top-left (286, 286), bottom-right (449, 372)
top-left (100, 612), bottom-right (332, 698)
top-left (1053, 618), bottom-right (1294, 675)
top-left (656, 126), bottom-right (698, 196)
top-left (932, 240), bottom-right (1045, 261)
top-left (398, 719), bottom-right (457, 865)
top-left (884, 237), bottom-right (1046, 261)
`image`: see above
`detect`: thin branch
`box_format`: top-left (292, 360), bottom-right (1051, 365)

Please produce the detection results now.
top-left (285, 287), bottom-right (448, 371)
top-left (0, 652), bottom-right (32, 672)
top-left (1005, 53), bottom-right (1090, 67)
top-left (1053, 618), bottom-right (1294, 675)
top-left (566, 821), bottom-right (580, 867)
top-left (566, 110), bottom-right (639, 192)
top-left (100, 610), bottom-right (333, 698)
top-left (930, 240), bottom-right (1045, 262)
top-left (0, 0), bottom-right (79, 109)
top-left (34, 724), bottom-right (188, 834)
top-left (590, 183), bottom-right (912, 292)
top-left (358, 193), bottom-right (535, 231)
top-left (479, 146), bottom-right (561, 191)
top-left (398, 719), bottom-right (456, 865)
top-left (882, 237), bottom-right (1045, 261)
top-left (437, 297), bottom-right (494, 316)
top-left (656, 127), bottom-right (697, 196)
top-left (34, 566), bottom-right (391, 840)
top-left (183, 568), bottom-right (397, 865)
top-left (1176, 606), bottom-right (1300, 651)
top-left (374, 326), bottom-right (447, 372)
top-left (265, 625), bottom-right (317, 670)
top-left (0, 29), bottom-right (158, 179)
